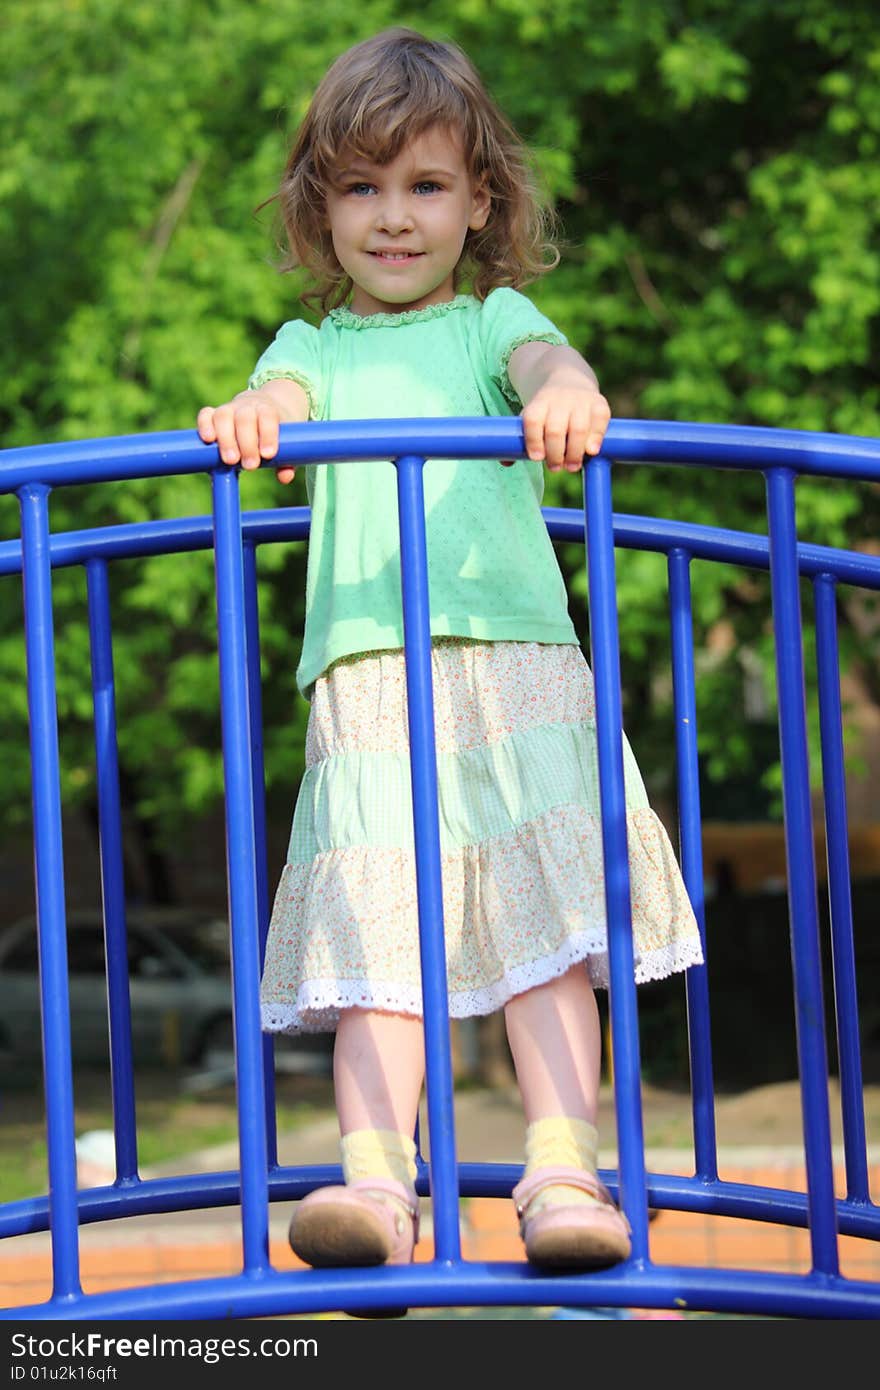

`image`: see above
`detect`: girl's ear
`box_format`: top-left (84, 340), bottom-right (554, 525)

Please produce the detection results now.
top-left (469, 178), bottom-right (491, 232)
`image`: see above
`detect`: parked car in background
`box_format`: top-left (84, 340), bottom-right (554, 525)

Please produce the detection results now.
top-left (0, 908), bottom-right (331, 1077)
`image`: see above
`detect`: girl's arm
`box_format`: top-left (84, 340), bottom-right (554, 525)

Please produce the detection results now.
top-left (507, 342), bottom-right (611, 473)
top-left (197, 378), bottom-right (310, 485)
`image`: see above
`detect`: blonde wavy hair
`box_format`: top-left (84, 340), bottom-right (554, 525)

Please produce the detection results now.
top-left (274, 27), bottom-right (560, 313)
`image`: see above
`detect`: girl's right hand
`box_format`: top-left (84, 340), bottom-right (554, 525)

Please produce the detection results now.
top-left (197, 380), bottom-right (309, 485)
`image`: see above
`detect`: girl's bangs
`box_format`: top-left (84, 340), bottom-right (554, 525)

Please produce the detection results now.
top-left (314, 83), bottom-right (473, 176)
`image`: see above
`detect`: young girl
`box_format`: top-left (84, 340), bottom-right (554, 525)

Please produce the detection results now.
top-left (198, 27), bottom-right (703, 1274)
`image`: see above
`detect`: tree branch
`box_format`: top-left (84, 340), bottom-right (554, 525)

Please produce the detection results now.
top-left (121, 156), bottom-right (206, 371)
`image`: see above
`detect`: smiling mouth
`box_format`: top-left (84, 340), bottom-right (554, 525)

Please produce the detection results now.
top-left (369, 251), bottom-right (424, 262)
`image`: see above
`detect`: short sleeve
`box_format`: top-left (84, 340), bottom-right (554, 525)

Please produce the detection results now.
top-left (248, 319), bottom-right (324, 419)
top-left (478, 287), bottom-right (568, 409)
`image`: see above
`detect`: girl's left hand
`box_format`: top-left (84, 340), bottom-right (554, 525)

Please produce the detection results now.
top-left (507, 342), bottom-right (612, 473)
top-left (521, 379), bottom-right (612, 473)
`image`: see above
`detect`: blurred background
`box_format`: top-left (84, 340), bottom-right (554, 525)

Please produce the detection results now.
top-left (1, 0), bottom-right (879, 1150)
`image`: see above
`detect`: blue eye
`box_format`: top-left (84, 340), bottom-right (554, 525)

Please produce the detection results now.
top-left (414, 181), bottom-right (441, 195)
top-left (347, 182), bottom-right (375, 196)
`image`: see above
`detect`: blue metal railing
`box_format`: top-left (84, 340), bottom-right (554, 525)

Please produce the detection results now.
top-left (0, 417), bottom-right (878, 1318)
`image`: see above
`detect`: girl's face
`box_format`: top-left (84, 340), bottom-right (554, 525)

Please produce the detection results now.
top-left (324, 126), bottom-right (490, 317)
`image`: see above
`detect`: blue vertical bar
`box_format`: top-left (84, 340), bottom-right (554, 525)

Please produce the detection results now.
top-left (243, 540), bottom-right (278, 1170)
top-left (86, 558), bottom-right (139, 1182)
top-left (211, 468), bottom-right (270, 1274)
top-left (395, 453), bottom-right (461, 1263)
top-left (813, 572), bottom-right (869, 1202)
top-left (18, 483), bottom-right (81, 1300)
top-left (764, 467), bottom-right (838, 1275)
top-left (667, 549), bottom-right (717, 1180)
top-left (583, 457), bottom-right (647, 1262)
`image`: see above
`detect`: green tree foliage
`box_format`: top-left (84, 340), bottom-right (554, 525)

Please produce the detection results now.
top-left (2, 0), bottom-right (878, 892)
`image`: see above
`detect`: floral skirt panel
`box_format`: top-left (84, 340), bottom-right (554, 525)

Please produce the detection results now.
top-left (261, 639), bottom-right (704, 1034)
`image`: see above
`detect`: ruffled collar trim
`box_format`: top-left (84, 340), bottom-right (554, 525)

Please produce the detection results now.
top-left (328, 294), bottom-right (473, 329)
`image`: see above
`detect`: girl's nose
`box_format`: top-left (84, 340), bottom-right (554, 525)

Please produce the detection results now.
top-left (375, 196), bottom-right (414, 235)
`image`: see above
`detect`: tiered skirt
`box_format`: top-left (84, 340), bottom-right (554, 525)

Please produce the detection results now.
top-left (260, 639), bottom-right (703, 1034)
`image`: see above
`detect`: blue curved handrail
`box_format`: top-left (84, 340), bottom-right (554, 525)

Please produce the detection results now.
top-left (2, 417), bottom-right (880, 491)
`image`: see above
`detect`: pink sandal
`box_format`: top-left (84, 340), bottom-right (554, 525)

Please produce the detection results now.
top-left (288, 1177), bottom-right (419, 1269)
top-left (512, 1165), bottom-right (632, 1269)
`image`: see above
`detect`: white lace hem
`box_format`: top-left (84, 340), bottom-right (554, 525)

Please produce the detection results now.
top-left (260, 928), bottom-right (705, 1036)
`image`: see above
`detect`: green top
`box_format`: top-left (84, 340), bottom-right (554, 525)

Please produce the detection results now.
top-left (249, 288), bottom-right (580, 699)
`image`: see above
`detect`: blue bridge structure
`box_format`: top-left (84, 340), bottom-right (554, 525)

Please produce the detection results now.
top-left (0, 417), bottom-right (877, 1319)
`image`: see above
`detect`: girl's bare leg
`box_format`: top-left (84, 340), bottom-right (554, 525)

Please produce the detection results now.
top-left (503, 963), bottom-right (602, 1124)
top-left (289, 1009), bottom-right (424, 1272)
top-left (504, 966), bottom-right (630, 1266)
top-left (334, 1008), bottom-right (425, 1137)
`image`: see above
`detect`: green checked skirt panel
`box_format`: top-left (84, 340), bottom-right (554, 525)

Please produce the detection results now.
top-left (260, 639), bottom-right (704, 1034)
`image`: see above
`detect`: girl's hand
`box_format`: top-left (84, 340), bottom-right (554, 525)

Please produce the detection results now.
top-left (196, 379), bottom-right (309, 485)
top-left (521, 375), bottom-right (611, 473)
top-left (508, 342), bottom-right (611, 473)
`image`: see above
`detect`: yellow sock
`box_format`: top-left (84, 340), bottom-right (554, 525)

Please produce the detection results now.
top-left (524, 1116), bottom-right (600, 1214)
top-left (340, 1128), bottom-right (417, 1192)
